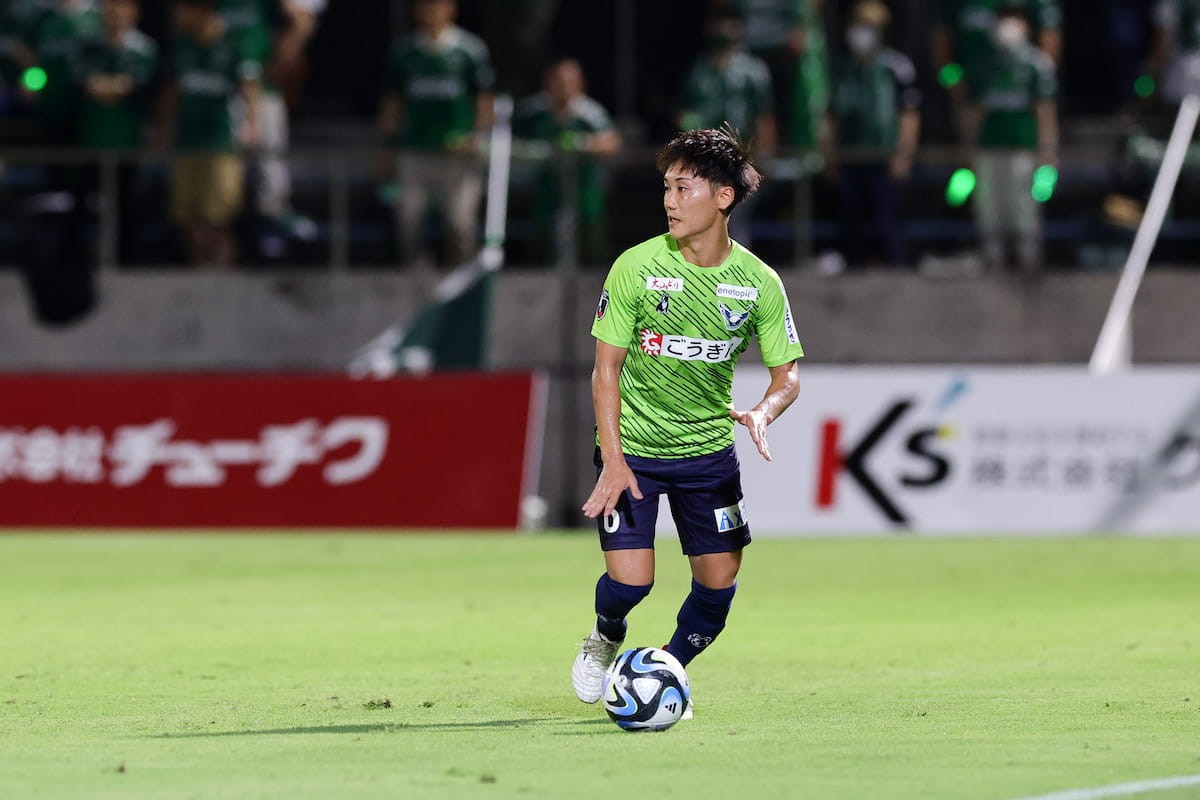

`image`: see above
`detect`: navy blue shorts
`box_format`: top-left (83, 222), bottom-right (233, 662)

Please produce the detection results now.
top-left (594, 445), bottom-right (751, 556)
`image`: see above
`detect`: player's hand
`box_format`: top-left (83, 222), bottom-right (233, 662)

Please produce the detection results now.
top-left (582, 462), bottom-right (643, 519)
top-left (731, 408), bottom-right (772, 461)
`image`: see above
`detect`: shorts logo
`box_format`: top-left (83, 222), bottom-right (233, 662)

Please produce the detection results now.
top-left (639, 330), bottom-right (742, 362)
top-left (716, 284), bottom-right (758, 301)
top-left (713, 500), bottom-right (748, 532)
top-left (719, 302), bottom-right (751, 332)
top-left (647, 276), bottom-right (684, 292)
top-left (596, 290), bottom-right (609, 320)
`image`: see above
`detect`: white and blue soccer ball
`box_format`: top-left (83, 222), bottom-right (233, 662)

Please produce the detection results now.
top-left (601, 646), bottom-right (690, 732)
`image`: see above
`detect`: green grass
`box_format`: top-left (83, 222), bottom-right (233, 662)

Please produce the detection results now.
top-left (2, 534), bottom-right (1199, 799)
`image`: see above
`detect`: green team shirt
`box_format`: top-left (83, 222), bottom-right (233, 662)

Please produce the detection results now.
top-left (25, 2), bottom-right (101, 121)
top-left (384, 26), bottom-right (495, 151)
top-left (592, 235), bottom-right (804, 459)
top-left (220, 0), bottom-right (282, 89)
top-left (939, 0), bottom-right (1061, 92)
top-left (172, 28), bottom-right (260, 152)
top-left (75, 29), bottom-right (157, 148)
top-left (791, 0), bottom-right (828, 149)
top-left (513, 92), bottom-right (615, 221)
top-left (977, 42), bottom-right (1056, 149)
top-left (681, 51), bottom-right (774, 140)
top-left (830, 48), bottom-right (921, 153)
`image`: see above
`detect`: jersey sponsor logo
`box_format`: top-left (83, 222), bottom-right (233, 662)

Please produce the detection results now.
top-left (719, 302), bottom-right (751, 332)
top-left (784, 303), bottom-right (800, 345)
top-left (639, 330), bottom-right (743, 363)
top-left (716, 284), bottom-right (759, 301)
top-left (595, 289), bottom-right (609, 320)
top-left (656, 292), bottom-right (670, 316)
top-left (408, 76), bottom-right (467, 99)
top-left (713, 499), bottom-right (748, 532)
top-left (646, 276), bottom-right (684, 292)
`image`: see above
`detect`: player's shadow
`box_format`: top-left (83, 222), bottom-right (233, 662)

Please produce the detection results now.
top-left (157, 718), bottom-right (556, 738)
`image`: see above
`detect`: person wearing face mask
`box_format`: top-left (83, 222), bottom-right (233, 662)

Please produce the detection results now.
top-left (972, 3), bottom-right (1058, 273)
top-left (679, 12), bottom-right (777, 249)
top-left (823, 0), bottom-right (921, 268)
top-left (933, 0), bottom-right (1060, 147)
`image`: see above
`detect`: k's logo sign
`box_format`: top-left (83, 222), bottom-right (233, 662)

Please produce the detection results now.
top-left (815, 400), bottom-right (952, 526)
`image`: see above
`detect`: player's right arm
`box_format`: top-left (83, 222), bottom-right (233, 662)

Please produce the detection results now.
top-left (582, 340), bottom-right (643, 519)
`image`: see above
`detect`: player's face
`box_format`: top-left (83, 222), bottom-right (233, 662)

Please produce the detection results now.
top-left (663, 164), bottom-right (733, 241)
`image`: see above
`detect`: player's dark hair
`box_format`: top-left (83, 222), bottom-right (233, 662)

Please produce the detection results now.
top-left (656, 126), bottom-right (763, 212)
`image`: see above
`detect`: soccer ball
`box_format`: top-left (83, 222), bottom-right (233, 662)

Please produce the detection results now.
top-left (601, 647), bottom-right (690, 732)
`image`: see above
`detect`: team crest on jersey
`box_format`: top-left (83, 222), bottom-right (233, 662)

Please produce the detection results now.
top-left (656, 292), bottom-right (670, 315)
top-left (719, 302), bottom-right (752, 332)
top-left (595, 289), bottom-right (609, 320)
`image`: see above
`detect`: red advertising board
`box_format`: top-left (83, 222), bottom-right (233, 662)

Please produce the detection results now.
top-left (0, 373), bottom-right (545, 528)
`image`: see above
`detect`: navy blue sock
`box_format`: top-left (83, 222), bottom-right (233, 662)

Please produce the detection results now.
top-left (665, 580), bottom-right (737, 666)
top-left (594, 573), bottom-right (652, 642)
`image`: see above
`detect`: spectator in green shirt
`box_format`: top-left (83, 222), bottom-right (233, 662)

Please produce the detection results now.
top-left (723, 0), bottom-right (805, 143)
top-left (824, 0), bottom-right (921, 267)
top-left (221, 0), bottom-right (325, 246)
top-left (933, 0), bottom-right (1060, 145)
top-left (377, 0), bottom-right (495, 269)
top-left (75, 0), bottom-right (157, 264)
top-left (22, 0), bottom-right (100, 145)
top-left (513, 58), bottom-right (622, 266)
top-left (791, 0), bottom-right (828, 151)
top-left (679, 12), bottom-right (776, 248)
top-left (972, 3), bottom-right (1058, 273)
top-left (155, 0), bottom-right (261, 268)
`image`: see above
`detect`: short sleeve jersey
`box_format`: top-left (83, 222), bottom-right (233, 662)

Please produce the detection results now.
top-left (830, 47), bottom-right (921, 152)
top-left (977, 42), bottom-right (1056, 149)
top-left (592, 235), bottom-right (804, 459)
top-left (383, 26), bottom-right (495, 151)
top-left (513, 92), bottom-right (616, 219)
top-left (681, 51), bottom-right (774, 140)
top-left (76, 29), bottom-right (158, 148)
top-left (939, 0), bottom-right (1061, 89)
top-left (172, 28), bottom-right (260, 152)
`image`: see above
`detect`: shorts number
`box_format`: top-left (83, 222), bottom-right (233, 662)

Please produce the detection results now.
top-left (602, 511), bottom-right (621, 533)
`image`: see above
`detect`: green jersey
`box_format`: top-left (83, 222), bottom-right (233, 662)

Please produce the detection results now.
top-left (75, 29), bottom-right (157, 148)
top-left (977, 42), bottom-right (1056, 150)
top-left (592, 235), bottom-right (804, 459)
top-left (25, 2), bottom-right (100, 121)
top-left (791, 0), bottom-right (828, 149)
top-left (383, 26), bottom-right (495, 151)
top-left (513, 92), bottom-right (615, 221)
top-left (830, 48), bottom-right (921, 153)
top-left (171, 28), bottom-right (260, 152)
top-left (939, 0), bottom-right (1061, 91)
top-left (220, 0), bottom-right (282, 89)
top-left (681, 51), bottom-right (774, 140)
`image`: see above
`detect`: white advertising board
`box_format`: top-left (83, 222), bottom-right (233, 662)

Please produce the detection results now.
top-left (657, 367), bottom-right (1200, 535)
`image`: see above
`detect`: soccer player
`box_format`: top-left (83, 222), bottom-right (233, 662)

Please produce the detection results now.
top-left (572, 127), bottom-right (804, 715)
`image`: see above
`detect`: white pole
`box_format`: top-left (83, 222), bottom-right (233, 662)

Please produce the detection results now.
top-left (1090, 93), bottom-right (1200, 375)
top-left (481, 94), bottom-right (513, 272)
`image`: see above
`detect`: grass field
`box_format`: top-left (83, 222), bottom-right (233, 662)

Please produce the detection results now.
top-left (2, 533), bottom-right (1199, 800)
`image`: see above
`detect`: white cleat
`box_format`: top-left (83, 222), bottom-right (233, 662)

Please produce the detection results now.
top-left (572, 625), bottom-right (622, 703)
top-left (680, 698), bottom-right (694, 720)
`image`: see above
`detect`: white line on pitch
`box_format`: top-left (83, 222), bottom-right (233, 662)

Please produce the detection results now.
top-left (1011, 774), bottom-right (1200, 800)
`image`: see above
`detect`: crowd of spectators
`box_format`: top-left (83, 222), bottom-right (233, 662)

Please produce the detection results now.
top-left (0, 0), bottom-right (1195, 273)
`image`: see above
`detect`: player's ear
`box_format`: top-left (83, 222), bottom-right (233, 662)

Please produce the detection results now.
top-left (715, 184), bottom-right (735, 213)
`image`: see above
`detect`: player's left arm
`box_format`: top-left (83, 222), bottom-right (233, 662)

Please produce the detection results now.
top-left (730, 360), bottom-right (799, 462)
